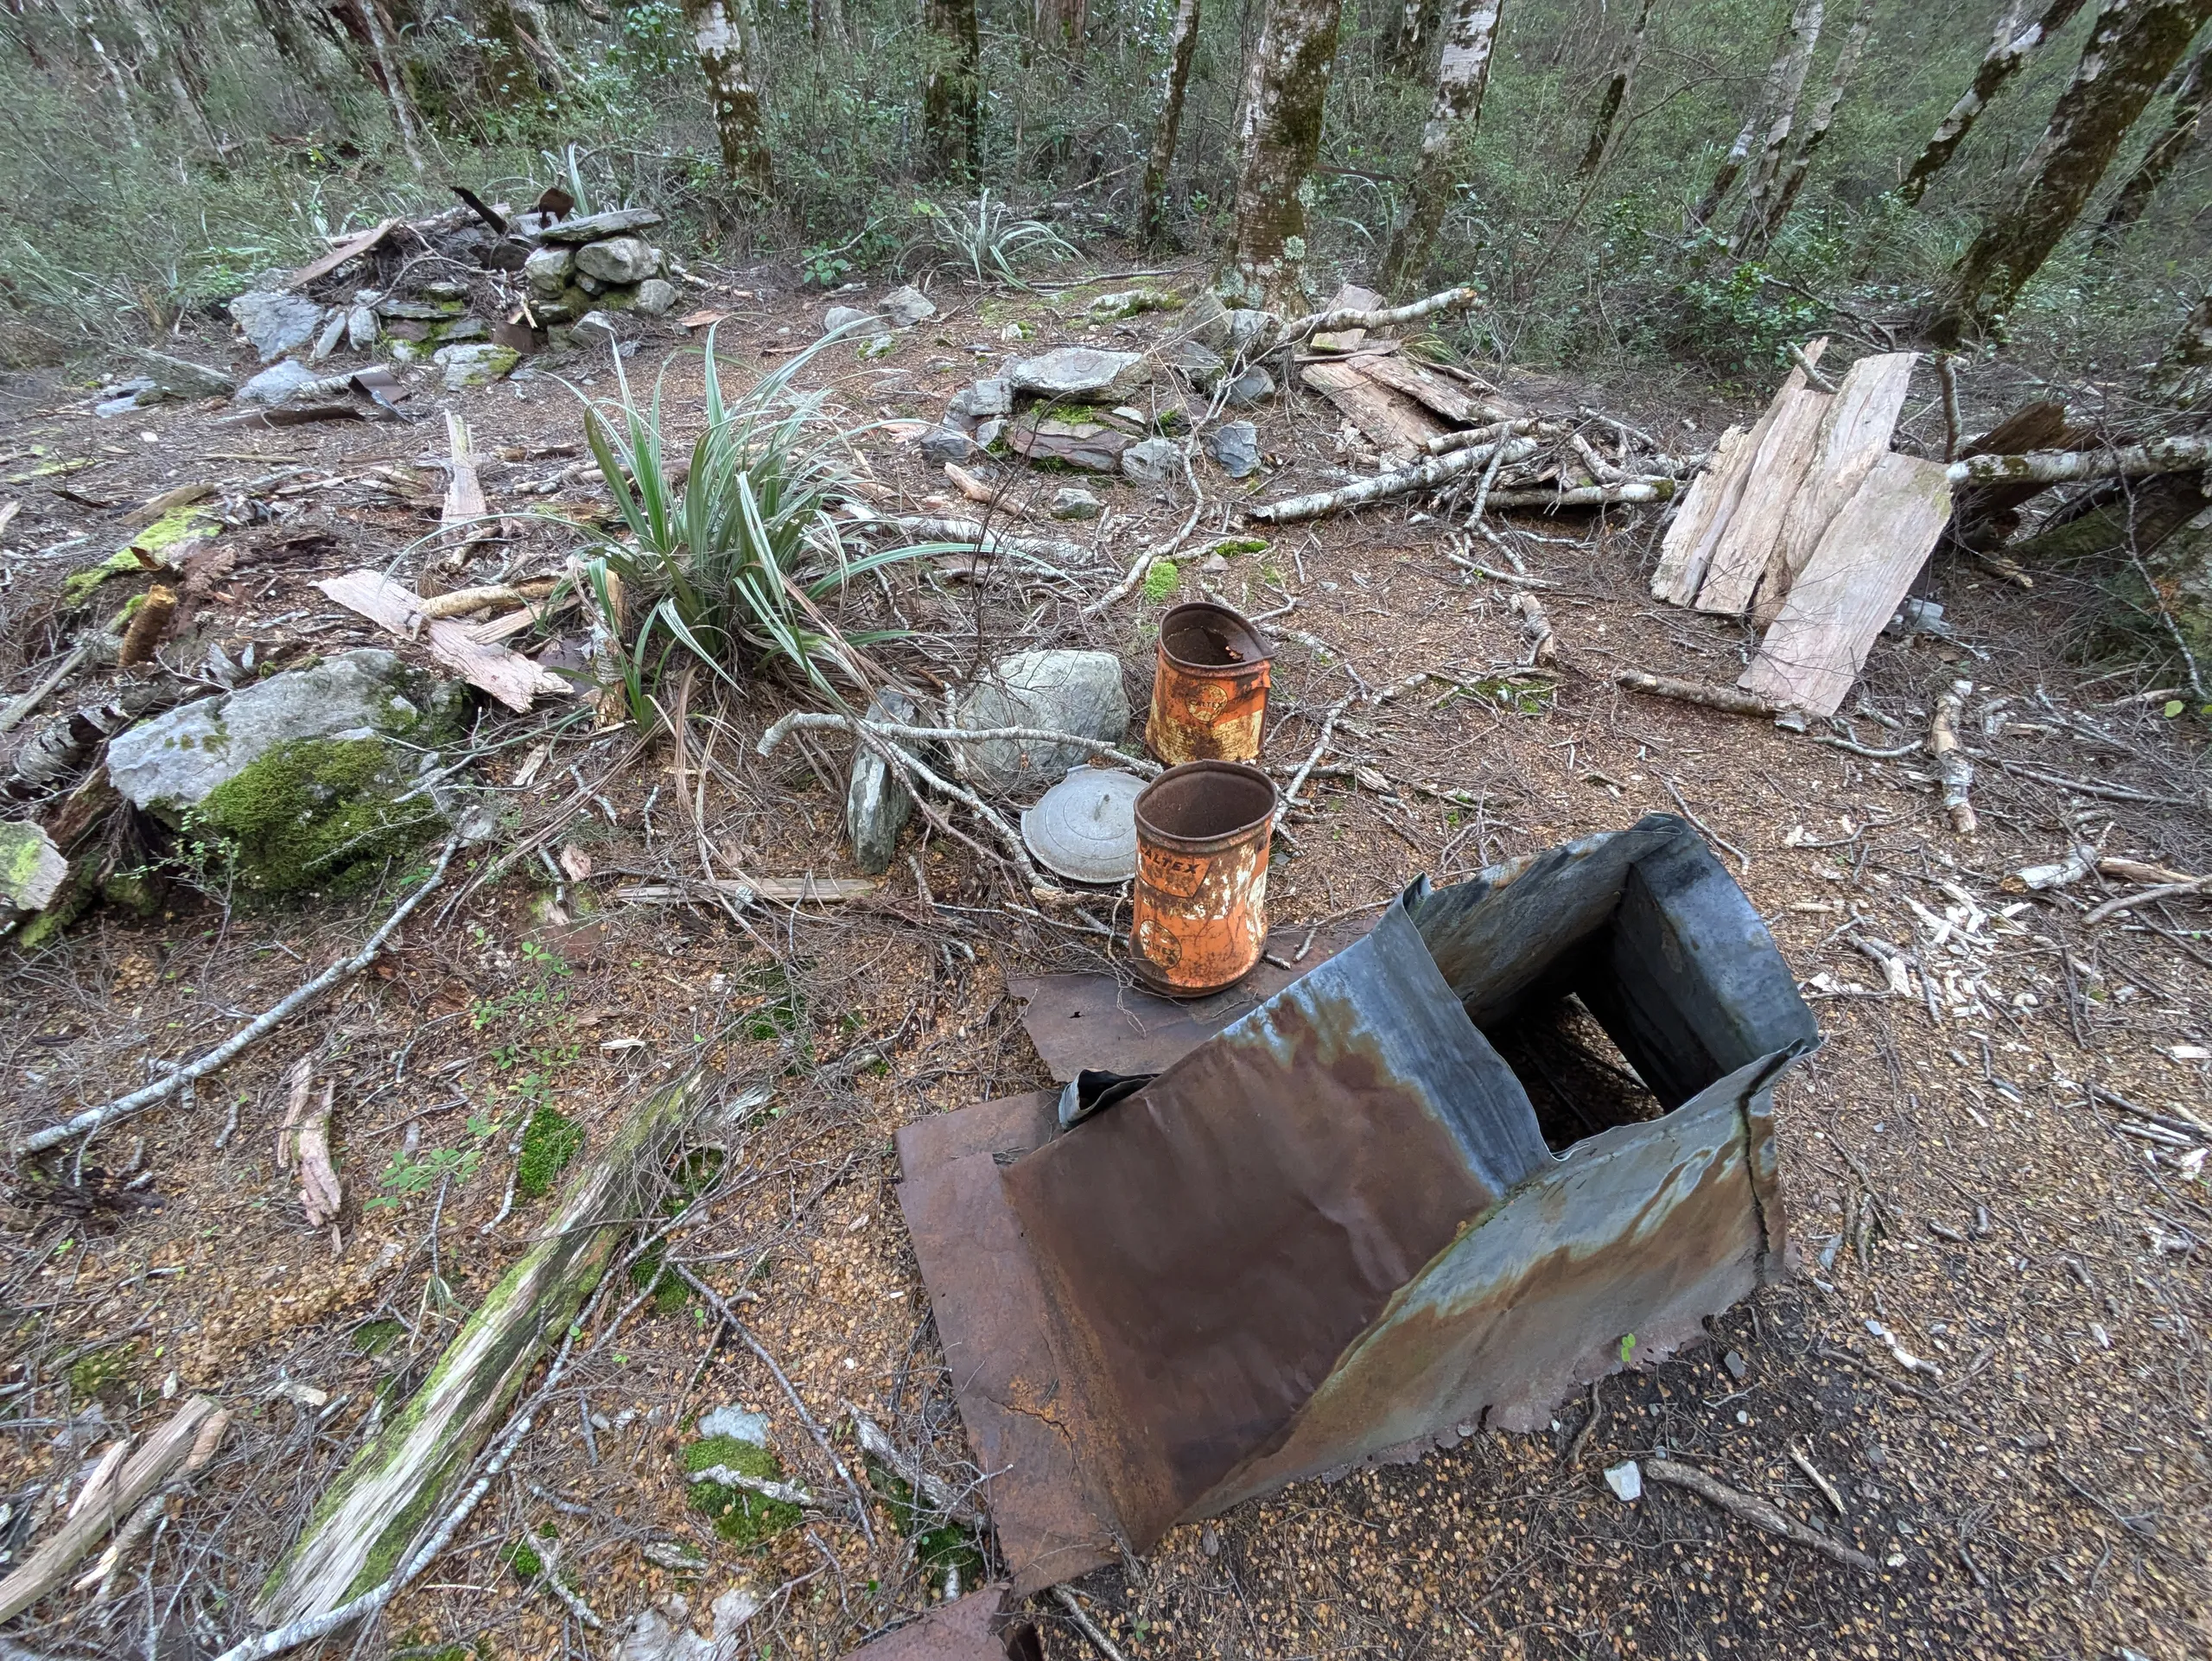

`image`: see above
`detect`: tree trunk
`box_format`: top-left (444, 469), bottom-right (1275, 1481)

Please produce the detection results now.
top-left (1389, 0), bottom-right (1442, 75)
top-left (1141, 0), bottom-right (1205, 242)
top-left (1730, 0), bottom-right (1825, 239)
top-left (1218, 0), bottom-right (1347, 310)
top-left (2090, 42), bottom-right (2209, 249)
top-left (1897, 0), bottom-right (2088, 204)
top-left (1929, 0), bottom-right (2212, 346)
top-left (257, 1071), bottom-right (709, 1623)
top-left (1574, 0), bottom-right (1657, 180)
top-left (1034, 0), bottom-right (1086, 64)
top-left (251, 0), bottom-right (323, 73)
top-left (922, 0), bottom-right (982, 175)
top-left (2152, 283), bottom-right (2212, 410)
top-left (810, 0), bottom-right (850, 47)
top-left (333, 1), bottom-right (428, 171)
top-left (1378, 0), bottom-right (1504, 297)
top-left (111, 0), bottom-right (218, 149)
top-left (681, 0), bottom-right (771, 192)
top-left (1740, 0), bottom-right (1872, 250)
top-left (1688, 0), bottom-right (1818, 227)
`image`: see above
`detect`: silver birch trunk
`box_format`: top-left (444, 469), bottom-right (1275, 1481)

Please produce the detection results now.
top-left (1141, 0), bottom-right (1205, 241)
top-left (1929, 0), bottom-right (2212, 345)
top-left (1218, 0), bottom-right (1348, 311)
top-left (1688, 0), bottom-right (1814, 226)
top-left (1741, 0), bottom-right (1874, 249)
top-left (682, 0), bottom-right (772, 192)
top-left (2090, 42), bottom-right (2209, 248)
top-left (1896, 0), bottom-right (2089, 203)
top-left (1379, 0), bottom-right (1505, 296)
top-left (1574, 0), bottom-right (1657, 179)
top-left (1731, 0), bottom-right (1826, 239)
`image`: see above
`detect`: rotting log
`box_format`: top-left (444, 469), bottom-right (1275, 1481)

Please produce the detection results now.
top-left (256, 1069), bottom-right (710, 1623)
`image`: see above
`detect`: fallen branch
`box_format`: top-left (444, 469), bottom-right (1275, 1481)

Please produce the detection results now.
top-left (1642, 1458), bottom-right (1879, 1574)
top-left (1513, 591), bottom-right (1556, 665)
top-left (15, 837), bottom-right (458, 1159)
top-left (1423, 416), bottom-right (1555, 456)
top-left (1989, 757), bottom-right (2202, 809)
top-left (1929, 679), bottom-right (1976, 835)
top-left (758, 710), bottom-right (1160, 776)
top-left (1282, 284), bottom-right (1482, 344)
top-left (1945, 435), bottom-right (2212, 487)
top-left (849, 1404), bottom-right (988, 1529)
top-left (1052, 1586), bottom-right (1135, 1661)
top-left (1084, 449), bottom-right (1205, 615)
top-left (1246, 438), bottom-right (1539, 523)
top-left (78, 1408), bottom-right (231, 1603)
top-left (1614, 671), bottom-right (1782, 718)
top-left (1480, 479), bottom-right (1676, 509)
top-left (0, 640), bottom-right (97, 736)
top-left (0, 1396), bottom-right (220, 1620)
top-left (686, 1465), bottom-right (819, 1509)
top-left (887, 515), bottom-right (1086, 566)
top-left (2083, 875), bottom-right (2212, 926)
top-left (1789, 341), bottom-right (1839, 395)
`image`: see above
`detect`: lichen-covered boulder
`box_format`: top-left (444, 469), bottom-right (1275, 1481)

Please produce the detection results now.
top-left (229, 290), bottom-right (322, 362)
top-left (105, 650), bottom-right (466, 893)
top-left (1007, 347), bottom-right (1147, 404)
top-left (436, 342), bottom-right (520, 389)
top-left (954, 651), bottom-right (1129, 792)
top-left (576, 235), bottom-right (655, 284)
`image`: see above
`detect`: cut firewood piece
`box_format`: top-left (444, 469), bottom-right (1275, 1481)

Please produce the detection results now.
top-left (1348, 352), bottom-right (1496, 424)
top-left (257, 1069), bottom-right (712, 1624)
top-left (1738, 453), bottom-right (1955, 716)
top-left (1652, 337), bottom-right (1826, 608)
top-left (316, 570), bottom-right (571, 713)
top-left (1751, 351), bottom-right (1918, 626)
top-left (1300, 361), bottom-right (1450, 459)
top-left (1306, 283), bottom-right (1385, 353)
top-left (1693, 385), bottom-right (1834, 614)
top-left (0, 1395), bottom-right (220, 1621)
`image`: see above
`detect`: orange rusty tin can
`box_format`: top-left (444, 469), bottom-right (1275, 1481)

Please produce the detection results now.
top-left (1146, 601), bottom-right (1273, 767)
top-left (1130, 760), bottom-right (1277, 997)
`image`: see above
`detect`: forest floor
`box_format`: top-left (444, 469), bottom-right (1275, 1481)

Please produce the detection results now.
top-left (1, 253), bottom-right (2209, 1661)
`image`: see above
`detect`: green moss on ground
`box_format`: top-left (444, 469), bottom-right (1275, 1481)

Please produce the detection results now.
top-left (188, 736), bottom-right (441, 894)
top-left (501, 1525), bottom-right (558, 1583)
top-left (1142, 559), bottom-right (1180, 601)
top-left (683, 1435), bottom-right (803, 1547)
top-left (353, 1318), bottom-right (406, 1355)
top-left (867, 1457), bottom-right (986, 1585)
top-left (515, 1104), bottom-right (582, 1198)
top-left (60, 506), bottom-right (221, 607)
top-left (69, 1341), bottom-right (137, 1397)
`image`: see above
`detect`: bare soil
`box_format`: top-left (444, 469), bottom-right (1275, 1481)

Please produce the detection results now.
top-left (1, 258), bottom-right (2208, 1661)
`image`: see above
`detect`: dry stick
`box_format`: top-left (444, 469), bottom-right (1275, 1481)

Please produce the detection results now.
top-left (1615, 670), bottom-right (1782, 719)
top-left (1663, 776), bottom-right (1751, 873)
top-left (1084, 455), bottom-right (1205, 614)
top-left (2084, 875), bottom-right (2212, 926)
top-left (1280, 283), bottom-right (1482, 344)
top-left (1513, 591), bottom-right (1556, 664)
top-left (16, 837), bottom-right (459, 1158)
top-left (1789, 1444), bottom-right (1848, 1516)
top-left (1426, 416), bottom-right (1557, 456)
top-left (848, 1404), bottom-right (988, 1528)
top-left (758, 712), bottom-right (1160, 776)
top-left (1936, 354), bottom-right (1962, 462)
top-left (0, 640), bottom-right (95, 735)
top-left (674, 1263), bottom-right (875, 1546)
top-left (1643, 1460), bottom-right (1879, 1574)
top-left (1245, 438), bottom-right (1538, 524)
top-left (1465, 435), bottom-right (1510, 523)
top-left (1929, 679), bottom-right (1977, 835)
top-left (1052, 1586), bottom-right (1135, 1661)
top-left (1480, 479), bottom-right (1676, 508)
top-left (1989, 757), bottom-right (2201, 808)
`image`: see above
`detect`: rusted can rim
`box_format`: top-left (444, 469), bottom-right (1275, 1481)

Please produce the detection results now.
top-left (1134, 760), bottom-right (1277, 853)
top-left (1157, 602), bottom-right (1274, 674)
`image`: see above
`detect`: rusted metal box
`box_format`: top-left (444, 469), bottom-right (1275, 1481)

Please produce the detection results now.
top-left (897, 815), bottom-right (1818, 1594)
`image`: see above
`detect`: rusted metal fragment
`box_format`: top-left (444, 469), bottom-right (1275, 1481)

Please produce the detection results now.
top-left (893, 1130), bottom-right (1116, 1596)
top-left (1001, 900), bottom-right (1549, 1548)
top-left (1203, 1050), bottom-right (1800, 1514)
top-left (840, 1582), bottom-right (1040, 1660)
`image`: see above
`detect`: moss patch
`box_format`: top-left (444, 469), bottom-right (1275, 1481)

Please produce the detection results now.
top-left (60, 506), bottom-right (220, 607)
top-left (683, 1435), bottom-right (803, 1547)
top-left (353, 1318), bottom-right (406, 1356)
top-left (68, 1341), bottom-right (137, 1397)
top-left (1142, 559), bottom-right (1180, 601)
top-left (188, 736), bottom-right (441, 894)
top-left (867, 1458), bottom-right (986, 1584)
top-left (515, 1104), bottom-right (582, 1199)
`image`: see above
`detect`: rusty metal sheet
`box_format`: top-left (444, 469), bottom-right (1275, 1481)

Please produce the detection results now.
top-left (840, 1582), bottom-right (1039, 1660)
top-left (1000, 898), bottom-right (1550, 1549)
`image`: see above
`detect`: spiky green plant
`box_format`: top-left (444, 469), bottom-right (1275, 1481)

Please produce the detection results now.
top-left (916, 191), bottom-right (1077, 288)
top-left (574, 324), bottom-right (933, 719)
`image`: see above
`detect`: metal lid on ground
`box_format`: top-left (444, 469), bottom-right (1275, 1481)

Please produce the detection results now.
top-left (1021, 767), bottom-right (1147, 884)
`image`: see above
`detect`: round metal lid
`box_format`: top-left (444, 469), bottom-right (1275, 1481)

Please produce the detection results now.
top-left (1021, 767), bottom-right (1147, 885)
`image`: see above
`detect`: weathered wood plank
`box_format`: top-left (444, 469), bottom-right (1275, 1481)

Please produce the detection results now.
top-left (1300, 361), bottom-right (1450, 461)
top-left (1692, 384), bottom-right (1834, 615)
top-left (1346, 352), bottom-right (1491, 423)
top-left (1751, 350), bottom-right (1918, 626)
top-left (1308, 283), bottom-right (1384, 353)
top-left (257, 1071), bottom-right (711, 1621)
top-left (1738, 453), bottom-right (1955, 716)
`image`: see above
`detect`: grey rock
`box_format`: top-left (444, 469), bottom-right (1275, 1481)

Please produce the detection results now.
top-left (949, 379), bottom-right (1013, 421)
top-left (1051, 487), bottom-right (1103, 521)
top-left (1205, 420), bottom-right (1262, 478)
top-left (435, 315), bottom-right (490, 343)
top-left (107, 650), bottom-right (463, 819)
top-left (229, 290), bottom-right (323, 361)
top-left (919, 426), bottom-right (974, 463)
top-left (1011, 414), bottom-right (1127, 474)
top-left (576, 235), bottom-right (655, 284)
top-left (131, 351), bottom-right (236, 401)
top-left (0, 822), bottom-right (67, 918)
top-left (1224, 308), bottom-right (1279, 353)
top-left (235, 360), bottom-right (318, 406)
top-left (613, 1606), bottom-right (721, 1661)
top-left (422, 279), bottom-right (468, 302)
top-left (972, 416), bottom-right (1006, 449)
top-left (524, 245), bottom-right (575, 296)
top-left (573, 309), bottom-right (626, 344)
top-left (1086, 286), bottom-right (1178, 320)
top-left (954, 651), bottom-right (1129, 792)
top-left (1723, 1348), bottom-right (1749, 1380)
top-left (435, 342), bottom-right (520, 389)
top-left (308, 311), bottom-right (348, 364)
top-left (847, 690), bottom-right (918, 875)
top-left (823, 304), bottom-right (874, 334)
top-left (1224, 365), bottom-right (1276, 408)
top-left (1122, 436), bottom-right (1182, 484)
top-left (1007, 347), bottom-right (1147, 404)
top-left (536, 207), bottom-right (665, 245)
top-left (95, 391), bottom-right (149, 418)
top-left (1604, 1461), bottom-right (1643, 1503)
top-left (375, 296), bottom-right (464, 321)
top-left (878, 284), bottom-right (938, 328)
top-left (1179, 290), bottom-right (1233, 350)
top-left (633, 277), bottom-right (679, 316)
top-left (696, 1406), bottom-right (772, 1447)
top-left (1164, 339), bottom-right (1227, 391)
top-left (1198, 552), bottom-right (1230, 574)
top-left (346, 306), bottom-right (381, 351)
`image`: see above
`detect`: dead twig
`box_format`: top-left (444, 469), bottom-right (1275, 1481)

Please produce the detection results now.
top-left (1662, 776), bottom-right (1750, 873)
top-left (2083, 875), bottom-right (2212, 926)
top-left (1052, 1585), bottom-right (1135, 1661)
top-left (1614, 671), bottom-right (1781, 718)
top-left (16, 836), bottom-right (460, 1159)
top-left (1929, 679), bottom-right (1976, 836)
top-left (1643, 1459), bottom-right (1879, 1573)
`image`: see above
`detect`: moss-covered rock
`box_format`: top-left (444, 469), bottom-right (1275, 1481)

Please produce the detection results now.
top-left (60, 506), bottom-right (221, 608)
top-left (683, 1435), bottom-right (804, 1547)
top-left (188, 736), bottom-right (442, 894)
